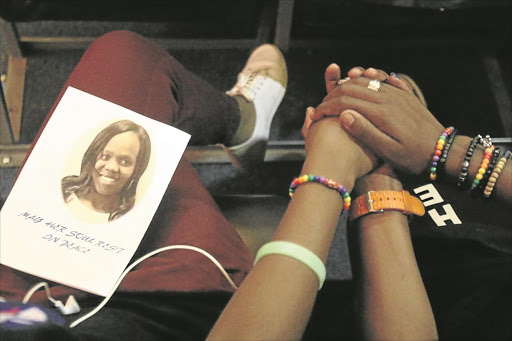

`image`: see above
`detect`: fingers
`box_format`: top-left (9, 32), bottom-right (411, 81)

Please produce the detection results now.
top-left (325, 63), bottom-right (341, 93)
top-left (363, 67), bottom-right (389, 82)
top-left (389, 73), bottom-right (413, 92)
top-left (339, 110), bottom-right (401, 163)
top-left (347, 67), bottom-right (365, 79)
top-left (322, 77), bottom-right (385, 106)
top-left (311, 91), bottom-right (381, 123)
top-left (348, 66), bottom-right (388, 82)
top-left (347, 67), bottom-right (412, 95)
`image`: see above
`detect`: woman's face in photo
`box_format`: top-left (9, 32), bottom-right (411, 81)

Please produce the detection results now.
top-left (91, 131), bottom-right (141, 197)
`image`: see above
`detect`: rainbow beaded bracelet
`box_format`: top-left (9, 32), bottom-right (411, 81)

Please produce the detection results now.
top-left (430, 126), bottom-right (454, 181)
top-left (289, 174), bottom-right (351, 211)
top-left (478, 147), bottom-right (501, 192)
top-left (438, 129), bottom-right (457, 176)
top-left (471, 143), bottom-right (495, 191)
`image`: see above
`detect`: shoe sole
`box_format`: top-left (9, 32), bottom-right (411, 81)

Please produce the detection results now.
top-left (222, 140), bottom-right (268, 170)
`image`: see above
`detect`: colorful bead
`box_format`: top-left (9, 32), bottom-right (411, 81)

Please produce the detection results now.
top-left (429, 126), bottom-right (454, 182)
top-left (471, 144), bottom-right (495, 190)
top-left (289, 174), bottom-right (351, 210)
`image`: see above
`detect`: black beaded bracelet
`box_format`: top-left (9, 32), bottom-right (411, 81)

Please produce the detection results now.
top-left (437, 130), bottom-right (457, 178)
top-left (458, 135), bottom-right (480, 189)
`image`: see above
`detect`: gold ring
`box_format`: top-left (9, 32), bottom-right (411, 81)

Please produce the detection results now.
top-left (367, 79), bottom-right (382, 91)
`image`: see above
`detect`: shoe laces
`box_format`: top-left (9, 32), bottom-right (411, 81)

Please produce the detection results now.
top-left (227, 68), bottom-right (270, 102)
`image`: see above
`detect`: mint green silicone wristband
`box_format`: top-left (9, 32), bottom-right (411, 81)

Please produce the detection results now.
top-left (254, 241), bottom-right (326, 290)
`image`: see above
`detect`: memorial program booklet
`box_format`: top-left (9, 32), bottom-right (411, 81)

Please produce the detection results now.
top-left (0, 87), bottom-right (190, 296)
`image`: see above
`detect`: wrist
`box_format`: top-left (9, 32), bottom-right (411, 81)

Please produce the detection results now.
top-left (301, 157), bottom-right (357, 193)
top-left (443, 135), bottom-right (486, 184)
top-left (357, 210), bottom-right (407, 226)
top-left (349, 189), bottom-right (425, 221)
top-left (354, 173), bottom-right (403, 196)
top-left (350, 170), bottom-right (426, 222)
top-left (303, 119), bottom-right (375, 192)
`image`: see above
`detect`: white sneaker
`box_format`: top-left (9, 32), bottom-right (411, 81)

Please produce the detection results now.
top-left (224, 44), bottom-right (287, 169)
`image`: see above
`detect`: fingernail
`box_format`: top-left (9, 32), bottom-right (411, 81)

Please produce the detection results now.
top-left (391, 72), bottom-right (400, 79)
top-left (341, 112), bottom-right (354, 129)
top-left (306, 107), bottom-right (315, 116)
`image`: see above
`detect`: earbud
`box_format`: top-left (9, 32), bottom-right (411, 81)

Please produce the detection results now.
top-left (55, 295), bottom-right (80, 315)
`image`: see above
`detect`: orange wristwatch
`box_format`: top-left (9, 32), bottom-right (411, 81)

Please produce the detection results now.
top-left (349, 190), bottom-right (425, 221)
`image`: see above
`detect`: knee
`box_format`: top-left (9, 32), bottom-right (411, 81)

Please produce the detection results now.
top-left (90, 30), bottom-right (143, 51)
top-left (84, 30), bottom-right (154, 61)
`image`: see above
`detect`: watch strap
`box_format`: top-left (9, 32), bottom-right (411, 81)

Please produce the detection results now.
top-left (349, 190), bottom-right (425, 221)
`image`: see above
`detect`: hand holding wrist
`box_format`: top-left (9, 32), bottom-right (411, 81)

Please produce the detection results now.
top-left (304, 118), bottom-right (377, 191)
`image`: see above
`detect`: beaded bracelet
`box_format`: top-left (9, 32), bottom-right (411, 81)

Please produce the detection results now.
top-left (437, 129), bottom-right (457, 177)
top-left (289, 174), bottom-right (351, 211)
top-left (254, 241), bottom-right (326, 290)
top-left (484, 150), bottom-right (511, 198)
top-left (478, 147), bottom-right (501, 192)
top-left (430, 126), bottom-right (454, 181)
top-left (471, 143), bottom-right (495, 191)
top-left (458, 135), bottom-right (480, 189)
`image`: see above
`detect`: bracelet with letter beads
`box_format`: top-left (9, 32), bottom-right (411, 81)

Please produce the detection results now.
top-left (430, 126), bottom-right (454, 181)
top-left (289, 174), bottom-right (351, 210)
top-left (458, 135), bottom-right (480, 189)
top-left (484, 150), bottom-right (511, 198)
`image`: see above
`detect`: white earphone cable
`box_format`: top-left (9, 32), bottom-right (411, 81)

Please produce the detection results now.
top-left (68, 245), bottom-right (238, 328)
top-left (23, 282), bottom-right (59, 305)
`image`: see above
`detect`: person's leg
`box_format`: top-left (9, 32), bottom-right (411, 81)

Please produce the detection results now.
top-left (0, 31), bottom-right (253, 303)
top-left (43, 30), bottom-right (242, 146)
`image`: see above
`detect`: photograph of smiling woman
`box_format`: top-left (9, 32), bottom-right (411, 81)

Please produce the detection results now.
top-left (62, 120), bottom-right (151, 222)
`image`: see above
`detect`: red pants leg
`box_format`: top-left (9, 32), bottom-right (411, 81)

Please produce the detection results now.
top-left (0, 31), bottom-right (253, 302)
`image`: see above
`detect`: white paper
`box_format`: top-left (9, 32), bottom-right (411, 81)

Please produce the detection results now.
top-left (0, 87), bottom-right (190, 296)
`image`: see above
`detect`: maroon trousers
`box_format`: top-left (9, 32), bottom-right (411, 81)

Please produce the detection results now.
top-left (0, 31), bottom-right (253, 303)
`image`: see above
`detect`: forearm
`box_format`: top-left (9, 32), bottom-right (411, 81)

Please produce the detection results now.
top-left (208, 185), bottom-right (344, 340)
top-left (354, 212), bottom-right (437, 340)
top-left (208, 119), bottom-right (371, 340)
top-left (272, 130), bottom-right (358, 259)
top-left (351, 174), bottom-right (437, 340)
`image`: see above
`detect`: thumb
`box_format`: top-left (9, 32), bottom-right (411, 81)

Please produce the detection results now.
top-left (340, 109), bottom-right (400, 162)
top-left (325, 63), bottom-right (341, 93)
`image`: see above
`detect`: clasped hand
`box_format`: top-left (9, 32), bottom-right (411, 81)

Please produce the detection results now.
top-left (303, 63), bottom-right (445, 183)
